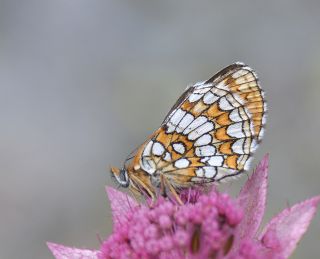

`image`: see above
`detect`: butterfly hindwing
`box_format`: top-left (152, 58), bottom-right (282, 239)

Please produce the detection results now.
top-left (134, 62), bottom-right (266, 186)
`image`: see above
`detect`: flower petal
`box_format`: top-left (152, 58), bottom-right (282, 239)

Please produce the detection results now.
top-left (259, 195), bottom-right (320, 258)
top-left (235, 154), bottom-right (269, 241)
top-left (105, 187), bottom-right (140, 230)
top-left (47, 242), bottom-right (99, 259)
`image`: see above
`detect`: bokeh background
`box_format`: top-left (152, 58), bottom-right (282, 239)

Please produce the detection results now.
top-left (1, 1), bottom-right (320, 258)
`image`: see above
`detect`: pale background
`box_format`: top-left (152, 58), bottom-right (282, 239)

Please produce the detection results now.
top-left (1, 1), bottom-right (320, 258)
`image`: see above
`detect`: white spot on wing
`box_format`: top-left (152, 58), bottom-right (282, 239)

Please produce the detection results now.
top-left (204, 167), bottom-right (216, 178)
top-left (216, 168), bottom-right (237, 180)
top-left (167, 109), bottom-right (186, 133)
top-left (227, 122), bottom-right (245, 138)
top-left (143, 141), bottom-right (153, 157)
top-left (229, 109), bottom-right (241, 122)
top-left (237, 154), bottom-right (249, 169)
top-left (176, 113), bottom-right (194, 133)
top-left (152, 142), bottom-right (165, 156)
top-left (195, 145), bottom-right (216, 157)
top-left (174, 158), bottom-right (190, 169)
top-left (233, 93), bottom-right (245, 105)
top-left (141, 157), bottom-right (156, 174)
top-left (212, 87), bottom-right (228, 97)
top-left (226, 94), bottom-right (241, 108)
top-left (188, 121), bottom-right (214, 140)
top-left (219, 97), bottom-right (234, 110)
top-left (205, 156), bottom-right (224, 166)
top-left (194, 134), bottom-right (212, 146)
top-left (189, 93), bottom-right (203, 102)
top-left (172, 143), bottom-right (185, 154)
top-left (215, 81), bottom-right (229, 91)
top-left (203, 91), bottom-right (219, 104)
top-left (231, 139), bottom-right (244, 154)
top-left (163, 152), bottom-right (172, 162)
top-left (195, 168), bottom-right (204, 177)
top-left (194, 87), bottom-right (211, 94)
top-left (183, 116), bottom-right (207, 134)
top-left (239, 107), bottom-right (250, 120)
top-left (201, 157), bottom-right (209, 163)
top-left (170, 109), bottom-right (185, 124)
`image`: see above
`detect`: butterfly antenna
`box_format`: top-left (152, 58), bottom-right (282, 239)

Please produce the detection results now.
top-left (123, 142), bottom-right (144, 167)
top-left (96, 233), bottom-right (103, 245)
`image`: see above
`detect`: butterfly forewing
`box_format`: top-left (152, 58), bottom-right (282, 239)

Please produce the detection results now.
top-left (133, 62), bottom-right (266, 186)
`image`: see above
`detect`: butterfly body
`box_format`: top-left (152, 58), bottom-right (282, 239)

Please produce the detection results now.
top-left (111, 62), bottom-right (266, 201)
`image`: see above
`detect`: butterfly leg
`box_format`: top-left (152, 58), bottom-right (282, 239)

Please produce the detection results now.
top-left (160, 174), bottom-right (183, 205)
top-left (159, 174), bottom-right (168, 198)
top-left (128, 186), bottom-right (142, 203)
top-left (129, 173), bottom-right (156, 203)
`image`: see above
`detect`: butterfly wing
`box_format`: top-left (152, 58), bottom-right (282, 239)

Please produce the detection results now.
top-left (133, 62), bottom-right (266, 187)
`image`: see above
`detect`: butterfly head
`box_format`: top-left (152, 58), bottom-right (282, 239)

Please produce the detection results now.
top-left (110, 165), bottom-right (156, 200)
top-left (110, 166), bottom-right (130, 188)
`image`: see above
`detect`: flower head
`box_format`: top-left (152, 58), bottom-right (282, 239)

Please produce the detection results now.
top-left (100, 188), bottom-right (245, 258)
top-left (47, 155), bottom-right (320, 259)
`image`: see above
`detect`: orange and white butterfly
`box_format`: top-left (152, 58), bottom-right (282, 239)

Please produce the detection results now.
top-left (111, 62), bottom-right (266, 202)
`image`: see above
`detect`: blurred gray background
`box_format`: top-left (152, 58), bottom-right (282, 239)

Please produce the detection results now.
top-left (1, 1), bottom-right (320, 258)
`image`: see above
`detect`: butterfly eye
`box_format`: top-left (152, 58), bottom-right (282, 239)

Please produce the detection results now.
top-left (118, 169), bottom-right (130, 187)
top-left (119, 168), bottom-right (128, 182)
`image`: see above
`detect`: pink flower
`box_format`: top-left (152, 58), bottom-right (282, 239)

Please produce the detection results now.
top-left (47, 155), bottom-right (320, 259)
top-left (47, 242), bottom-right (100, 259)
top-left (100, 188), bottom-right (244, 259)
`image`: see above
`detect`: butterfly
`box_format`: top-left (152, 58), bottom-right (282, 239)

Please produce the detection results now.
top-left (111, 62), bottom-right (266, 203)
